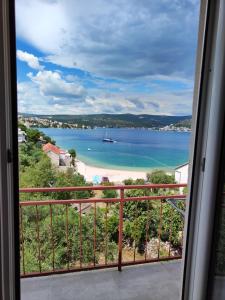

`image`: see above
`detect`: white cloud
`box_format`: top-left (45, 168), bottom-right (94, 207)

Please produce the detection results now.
top-left (84, 90), bottom-right (193, 115)
top-left (18, 81), bottom-right (49, 114)
top-left (85, 95), bottom-right (137, 114)
top-left (16, 0), bottom-right (69, 54)
top-left (17, 50), bottom-right (44, 70)
top-left (17, 81), bottom-right (88, 114)
top-left (27, 70), bottom-right (86, 102)
top-left (17, 78), bottom-right (193, 115)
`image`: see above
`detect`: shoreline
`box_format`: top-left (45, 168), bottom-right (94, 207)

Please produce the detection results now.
top-left (75, 159), bottom-right (174, 183)
top-left (40, 128), bottom-right (189, 178)
top-left (77, 155), bottom-right (171, 172)
top-left (75, 159), bottom-right (148, 183)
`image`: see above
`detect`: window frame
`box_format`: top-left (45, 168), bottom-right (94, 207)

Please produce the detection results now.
top-left (0, 1), bottom-right (20, 299)
top-left (182, 0), bottom-right (225, 299)
top-left (1, 0), bottom-right (225, 299)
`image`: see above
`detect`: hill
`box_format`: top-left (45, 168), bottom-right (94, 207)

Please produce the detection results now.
top-left (173, 118), bottom-right (192, 129)
top-left (20, 113), bottom-right (192, 128)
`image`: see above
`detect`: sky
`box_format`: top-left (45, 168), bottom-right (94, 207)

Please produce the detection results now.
top-left (16, 0), bottom-right (200, 116)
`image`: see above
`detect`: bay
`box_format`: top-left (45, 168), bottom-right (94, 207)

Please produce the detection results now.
top-left (40, 128), bottom-right (191, 171)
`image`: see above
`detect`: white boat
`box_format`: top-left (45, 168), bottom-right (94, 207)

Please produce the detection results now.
top-left (102, 138), bottom-right (115, 143)
top-left (102, 131), bottom-right (116, 143)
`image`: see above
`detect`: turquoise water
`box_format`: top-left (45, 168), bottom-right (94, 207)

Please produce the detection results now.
top-left (40, 128), bottom-right (191, 171)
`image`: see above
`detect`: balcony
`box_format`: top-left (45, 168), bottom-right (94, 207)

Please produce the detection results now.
top-left (20, 184), bottom-right (186, 299)
top-left (21, 261), bottom-right (181, 300)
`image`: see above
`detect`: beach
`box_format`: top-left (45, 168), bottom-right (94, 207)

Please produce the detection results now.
top-left (76, 159), bottom-right (147, 183)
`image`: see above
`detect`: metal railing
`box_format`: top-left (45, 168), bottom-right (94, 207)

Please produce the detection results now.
top-left (19, 183), bottom-right (187, 277)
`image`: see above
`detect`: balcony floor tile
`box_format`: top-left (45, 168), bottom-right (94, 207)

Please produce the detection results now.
top-left (21, 260), bottom-right (181, 300)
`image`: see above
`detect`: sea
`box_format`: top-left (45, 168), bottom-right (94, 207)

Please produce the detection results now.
top-left (40, 128), bottom-right (191, 171)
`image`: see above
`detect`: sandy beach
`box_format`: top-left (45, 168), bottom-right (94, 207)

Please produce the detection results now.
top-left (76, 159), bottom-right (147, 183)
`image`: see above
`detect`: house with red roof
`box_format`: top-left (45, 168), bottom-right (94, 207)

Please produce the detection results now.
top-left (42, 143), bottom-right (71, 166)
top-left (42, 143), bottom-right (61, 166)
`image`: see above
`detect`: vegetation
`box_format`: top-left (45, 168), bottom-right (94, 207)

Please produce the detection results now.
top-left (19, 125), bottom-right (185, 274)
top-left (101, 181), bottom-right (118, 199)
top-left (19, 128), bottom-right (93, 201)
top-left (120, 176), bottom-right (183, 252)
top-left (147, 170), bottom-right (175, 184)
top-left (19, 122), bottom-right (56, 145)
top-left (68, 148), bottom-right (76, 167)
top-left (21, 205), bottom-right (118, 273)
top-left (174, 118), bottom-right (192, 129)
top-left (68, 148), bottom-right (76, 158)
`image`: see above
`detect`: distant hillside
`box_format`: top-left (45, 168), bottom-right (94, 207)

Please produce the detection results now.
top-left (20, 113), bottom-right (192, 128)
top-left (174, 118), bottom-right (192, 129)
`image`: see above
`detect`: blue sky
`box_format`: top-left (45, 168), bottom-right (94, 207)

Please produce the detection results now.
top-left (16, 0), bottom-right (200, 115)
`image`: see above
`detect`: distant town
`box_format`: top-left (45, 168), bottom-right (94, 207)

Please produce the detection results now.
top-left (158, 124), bottom-right (191, 132)
top-left (18, 114), bottom-right (191, 132)
top-left (18, 115), bottom-right (91, 129)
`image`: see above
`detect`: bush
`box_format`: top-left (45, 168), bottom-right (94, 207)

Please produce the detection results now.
top-left (147, 170), bottom-right (175, 184)
top-left (101, 182), bottom-right (118, 198)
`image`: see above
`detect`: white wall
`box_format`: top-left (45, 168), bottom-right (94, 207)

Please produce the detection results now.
top-left (175, 164), bottom-right (189, 184)
top-left (46, 151), bottom-right (60, 166)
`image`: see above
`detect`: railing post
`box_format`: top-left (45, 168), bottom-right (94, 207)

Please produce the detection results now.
top-left (118, 188), bottom-right (124, 271)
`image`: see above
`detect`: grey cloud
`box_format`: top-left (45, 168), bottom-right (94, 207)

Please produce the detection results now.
top-left (148, 102), bottom-right (160, 111)
top-left (127, 98), bottom-right (145, 110)
top-left (124, 98), bottom-right (160, 112)
top-left (16, 0), bottom-right (199, 115)
top-left (17, 0), bottom-right (200, 80)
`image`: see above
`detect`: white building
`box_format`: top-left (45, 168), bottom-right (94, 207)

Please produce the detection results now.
top-left (59, 150), bottom-right (71, 166)
top-left (42, 143), bottom-right (72, 167)
top-left (42, 143), bottom-right (61, 166)
top-left (18, 128), bottom-right (26, 143)
top-left (175, 162), bottom-right (189, 184)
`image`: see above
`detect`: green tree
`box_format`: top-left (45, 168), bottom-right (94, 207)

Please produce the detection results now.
top-left (68, 148), bottom-right (76, 158)
top-left (26, 128), bottom-right (41, 143)
top-left (123, 178), bottom-right (134, 185)
top-left (20, 155), bottom-right (55, 189)
top-left (40, 132), bottom-right (56, 145)
top-left (68, 149), bottom-right (76, 167)
top-left (160, 202), bottom-right (184, 247)
top-left (124, 178), bottom-right (151, 198)
top-left (147, 170), bottom-right (175, 184)
top-left (52, 170), bottom-right (94, 200)
top-left (21, 205), bottom-right (118, 273)
top-left (101, 182), bottom-right (118, 199)
top-left (18, 122), bottom-right (27, 132)
top-left (120, 174), bottom-right (183, 254)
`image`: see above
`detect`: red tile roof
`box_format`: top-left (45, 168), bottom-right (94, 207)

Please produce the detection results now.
top-left (42, 143), bottom-right (61, 155)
